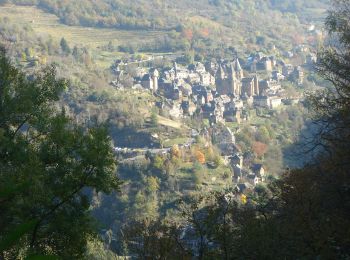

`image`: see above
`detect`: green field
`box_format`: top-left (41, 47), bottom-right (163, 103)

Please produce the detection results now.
top-left (0, 5), bottom-right (168, 68)
top-left (0, 5), bottom-right (165, 47)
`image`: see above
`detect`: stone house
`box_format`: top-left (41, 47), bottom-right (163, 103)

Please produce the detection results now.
top-left (269, 97), bottom-right (282, 109)
top-left (200, 71), bottom-right (215, 86)
top-left (256, 57), bottom-right (273, 71)
top-left (253, 96), bottom-right (269, 108)
top-left (223, 108), bottom-right (241, 123)
top-left (141, 68), bottom-right (159, 93)
top-left (291, 66), bottom-right (304, 85)
top-left (251, 164), bottom-right (266, 182)
top-left (272, 70), bottom-right (285, 81)
top-left (247, 173), bottom-right (261, 186)
top-left (232, 164), bottom-right (242, 183)
top-left (187, 72), bottom-right (201, 85)
top-left (181, 100), bottom-right (190, 115)
top-left (230, 154), bottom-right (243, 168)
top-left (282, 64), bottom-right (294, 77)
top-left (193, 62), bottom-right (206, 74)
top-left (174, 62), bottom-right (189, 80)
top-left (158, 80), bottom-right (181, 100)
top-left (178, 83), bottom-right (192, 97)
top-left (202, 102), bottom-right (216, 119)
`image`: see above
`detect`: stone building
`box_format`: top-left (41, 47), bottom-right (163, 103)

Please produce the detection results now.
top-left (241, 75), bottom-right (259, 97)
top-left (256, 57), bottom-right (273, 71)
top-left (253, 95), bottom-right (269, 108)
top-left (158, 79), bottom-right (181, 100)
top-left (140, 68), bottom-right (159, 92)
top-left (282, 64), bottom-right (294, 77)
top-left (291, 66), bottom-right (304, 85)
top-left (215, 63), bottom-right (241, 96)
top-left (234, 58), bottom-right (244, 80)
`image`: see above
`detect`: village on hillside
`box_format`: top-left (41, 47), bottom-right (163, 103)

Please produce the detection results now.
top-left (112, 49), bottom-right (315, 123)
top-left (110, 47), bottom-right (317, 192)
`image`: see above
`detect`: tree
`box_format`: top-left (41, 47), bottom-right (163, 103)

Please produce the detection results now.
top-left (150, 111), bottom-right (158, 127)
top-left (312, 0), bottom-right (350, 154)
top-left (256, 125), bottom-right (270, 143)
top-left (85, 237), bottom-right (118, 260)
top-left (60, 37), bottom-right (71, 55)
top-left (146, 176), bottom-right (160, 194)
top-left (0, 49), bottom-right (121, 258)
top-left (100, 1), bottom-right (350, 259)
top-left (72, 46), bottom-right (80, 60)
top-left (195, 150), bottom-right (206, 164)
top-left (151, 155), bottom-right (164, 172)
top-left (252, 141), bottom-right (268, 158)
top-left (170, 144), bottom-right (181, 158)
top-left (122, 219), bottom-right (190, 259)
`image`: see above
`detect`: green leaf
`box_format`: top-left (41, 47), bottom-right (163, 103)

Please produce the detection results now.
top-left (25, 255), bottom-right (60, 260)
top-left (0, 181), bottom-right (30, 200)
top-left (0, 220), bottom-right (37, 251)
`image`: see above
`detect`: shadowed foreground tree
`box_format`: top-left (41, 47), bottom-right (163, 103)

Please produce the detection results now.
top-left (0, 49), bottom-right (121, 259)
top-left (308, 0), bottom-right (350, 157)
top-left (122, 219), bottom-right (192, 259)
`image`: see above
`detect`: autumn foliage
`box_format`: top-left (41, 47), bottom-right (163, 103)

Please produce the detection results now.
top-left (252, 142), bottom-right (268, 158)
top-left (195, 150), bottom-right (206, 164)
top-left (182, 28), bottom-right (194, 41)
top-left (170, 144), bottom-right (181, 158)
top-left (199, 28), bottom-right (210, 38)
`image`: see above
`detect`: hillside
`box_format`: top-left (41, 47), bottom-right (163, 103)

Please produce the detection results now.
top-left (4, 0), bottom-right (328, 29)
top-left (1, 0), bottom-right (328, 55)
top-left (2, 0), bottom-right (348, 259)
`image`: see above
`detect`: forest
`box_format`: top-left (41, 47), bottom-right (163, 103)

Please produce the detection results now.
top-left (0, 0), bottom-right (329, 64)
top-left (1, 0), bottom-right (328, 30)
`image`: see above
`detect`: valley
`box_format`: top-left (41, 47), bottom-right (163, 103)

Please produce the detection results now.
top-left (0, 1), bottom-right (339, 258)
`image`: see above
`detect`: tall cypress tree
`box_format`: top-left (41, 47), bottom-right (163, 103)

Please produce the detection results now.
top-left (60, 37), bottom-right (71, 55)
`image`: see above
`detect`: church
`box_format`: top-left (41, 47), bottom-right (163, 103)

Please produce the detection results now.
top-left (215, 59), bottom-right (243, 96)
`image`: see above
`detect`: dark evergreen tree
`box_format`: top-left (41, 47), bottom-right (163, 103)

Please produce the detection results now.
top-left (60, 37), bottom-right (71, 55)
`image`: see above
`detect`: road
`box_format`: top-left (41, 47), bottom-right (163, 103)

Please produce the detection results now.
top-left (114, 138), bottom-right (195, 162)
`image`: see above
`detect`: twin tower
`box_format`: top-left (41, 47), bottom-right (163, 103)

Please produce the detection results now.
top-left (215, 59), bottom-right (259, 97)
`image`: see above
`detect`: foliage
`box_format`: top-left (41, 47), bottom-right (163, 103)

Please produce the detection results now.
top-left (118, 1), bottom-right (350, 258)
top-left (252, 141), bottom-right (268, 158)
top-left (150, 111), bottom-right (158, 127)
top-left (170, 144), bottom-right (181, 158)
top-left (122, 219), bottom-right (191, 259)
top-left (85, 237), bottom-right (119, 260)
top-left (0, 50), bottom-right (121, 258)
top-left (0, 0), bottom-right (328, 56)
top-left (194, 150), bottom-right (206, 164)
top-left (2, 0), bottom-right (326, 30)
top-left (146, 176), bottom-right (160, 194)
top-left (60, 37), bottom-right (70, 55)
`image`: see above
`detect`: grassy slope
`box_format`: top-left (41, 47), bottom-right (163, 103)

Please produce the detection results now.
top-left (0, 1), bottom-right (328, 57)
top-left (0, 5), bottom-right (165, 47)
top-left (0, 5), bottom-right (168, 68)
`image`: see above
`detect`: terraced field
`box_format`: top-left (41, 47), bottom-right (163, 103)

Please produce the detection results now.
top-left (0, 5), bottom-right (166, 48)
